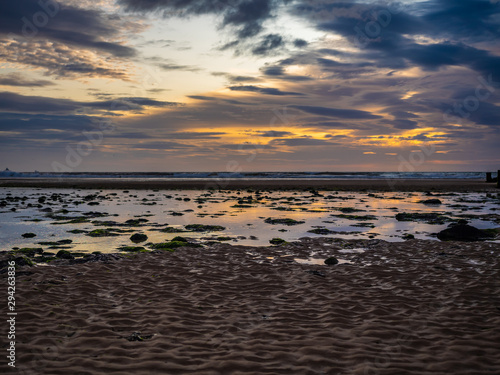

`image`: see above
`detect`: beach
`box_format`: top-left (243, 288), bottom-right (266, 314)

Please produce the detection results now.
top-left (0, 177), bottom-right (496, 191)
top-left (2, 0), bottom-right (500, 372)
top-left (1, 180), bottom-right (499, 374)
top-left (2, 237), bottom-right (499, 374)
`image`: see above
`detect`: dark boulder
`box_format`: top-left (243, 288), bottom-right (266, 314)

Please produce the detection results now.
top-left (324, 257), bottom-right (339, 265)
top-left (130, 233), bottom-right (148, 243)
top-left (56, 250), bottom-right (74, 259)
top-left (269, 238), bottom-right (286, 245)
top-left (420, 199), bottom-right (442, 205)
top-left (437, 224), bottom-right (495, 241)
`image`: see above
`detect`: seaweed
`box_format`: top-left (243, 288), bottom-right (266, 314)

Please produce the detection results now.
top-left (86, 229), bottom-right (120, 237)
top-left (264, 218), bottom-right (305, 226)
top-left (185, 224), bottom-right (226, 232)
top-left (269, 238), bottom-right (287, 245)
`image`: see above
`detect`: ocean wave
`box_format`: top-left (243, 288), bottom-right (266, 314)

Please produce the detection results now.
top-left (0, 169), bottom-right (489, 180)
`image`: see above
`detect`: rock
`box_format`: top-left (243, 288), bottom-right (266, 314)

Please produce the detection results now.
top-left (324, 257), bottom-right (339, 265)
top-left (14, 248), bottom-right (43, 257)
top-left (264, 218), bottom-right (305, 226)
top-left (185, 224), bottom-right (225, 232)
top-left (125, 218), bottom-right (149, 226)
top-left (13, 256), bottom-right (34, 267)
top-left (402, 234), bottom-right (415, 240)
top-left (56, 250), bottom-right (74, 259)
top-left (86, 229), bottom-right (119, 237)
top-left (171, 236), bottom-right (188, 243)
top-left (130, 233), bottom-right (148, 243)
top-left (308, 228), bottom-right (336, 235)
top-left (269, 238), bottom-right (286, 245)
top-left (437, 224), bottom-right (495, 241)
top-left (420, 199), bottom-right (442, 204)
top-left (119, 246), bottom-right (146, 252)
top-left (21, 232), bottom-right (37, 238)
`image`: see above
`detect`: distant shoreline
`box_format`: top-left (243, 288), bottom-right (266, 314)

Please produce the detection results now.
top-left (0, 177), bottom-right (496, 191)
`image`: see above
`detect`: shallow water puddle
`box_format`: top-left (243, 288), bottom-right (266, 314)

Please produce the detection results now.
top-left (337, 248), bottom-right (366, 254)
top-left (1, 188), bottom-right (498, 254)
top-left (294, 258), bottom-right (353, 265)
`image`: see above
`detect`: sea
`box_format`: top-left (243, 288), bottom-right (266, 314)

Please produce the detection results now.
top-left (0, 170), bottom-right (493, 180)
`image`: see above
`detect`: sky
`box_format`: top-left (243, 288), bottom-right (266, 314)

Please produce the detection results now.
top-left (0, 0), bottom-right (499, 173)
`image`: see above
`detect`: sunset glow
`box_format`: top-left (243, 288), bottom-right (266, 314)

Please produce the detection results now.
top-left (1, 0), bottom-right (499, 172)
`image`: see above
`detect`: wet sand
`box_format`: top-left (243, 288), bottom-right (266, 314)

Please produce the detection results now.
top-left (2, 238), bottom-right (499, 374)
top-left (0, 178), bottom-right (497, 191)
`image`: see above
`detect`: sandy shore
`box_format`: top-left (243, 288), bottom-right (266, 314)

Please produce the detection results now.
top-left (0, 178), bottom-right (497, 191)
top-left (2, 238), bottom-right (499, 374)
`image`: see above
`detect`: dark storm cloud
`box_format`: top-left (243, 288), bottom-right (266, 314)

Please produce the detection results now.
top-left (0, 92), bottom-right (78, 113)
top-left (223, 0), bottom-right (275, 38)
top-left (291, 105), bottom-right (381, 119)
top-left (390, 111), bottom-right (420, 119)
top-left (228, 85), bottom-right (304, 96)
top-left (465, 102), bottom-right (500, 126)
top-left (219, 40), bottom-right (240, 51)
top-left (422, 0), bottom-right (500, 41)
top-left (0, 112), bottom-right (96, 132)
top-left (259, 65), bottom-right (312, 82)
top-left (0, 0), bottom-right (137, 58)
top-left (293, 38), bottom-right (308, 48)
top-left (118, 0), bottom-right (286, 39)
top-left (0, 92), bottom-right (180, 114)
top-left (58, 63), bottom-right (130, 79)
top-left (316, 57), bottom-right (347, 68)
top-left (0, 73), bottom-right (55, 87)
top-left (387, 119), bottom-right (419, 130)
top-left (261, 65), bottom-right (285, 76)
top-left (328, 87), bottom-right (358, 97)
top-left (295, 0), bottom-right (500, 80)
top-left (251, 33), bottom-right (284, 55)
top-left (90, 97), bottom-right (180, 110)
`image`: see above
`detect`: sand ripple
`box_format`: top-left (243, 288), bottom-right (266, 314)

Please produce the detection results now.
top-left (2, 238), bottom-right (499, 374)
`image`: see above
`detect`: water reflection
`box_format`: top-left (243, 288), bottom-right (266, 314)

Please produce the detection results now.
top-left (0, 188), bottom-right (498, 254)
